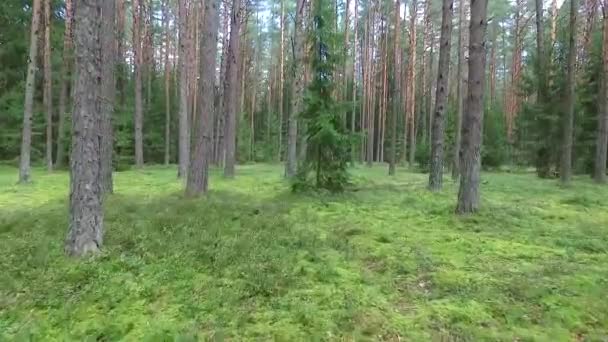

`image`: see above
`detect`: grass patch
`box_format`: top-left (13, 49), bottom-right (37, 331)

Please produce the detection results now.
top-left (1, 164), bottom-right (608, 340)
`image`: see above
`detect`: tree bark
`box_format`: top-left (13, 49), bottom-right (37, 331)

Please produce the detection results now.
top-left (223, 0), bottom-right (243, 178)
top-left (456, 0), bottom-right (488, 214)
top-left (43, 0), bottom-right (53, 172)
top-left (19, 0), bottom-right (42, 183)
top-left (56, 0), bottom-right (74, 168)
top-left (594, 5), bottom-right (608, 183)
top-left (428, 0), bottom-right (454, 191)
top-left (116, 0), bottom-right (126, 106)
top-left (178, 0), bottom-right (190, 178)
top-left (404, 0), bottom-right (417, 164)
top-left (133, 0), bottom-right (145, 167)
top-left (286, 0), bottom-right (306, 177)
top-left (560, 0), bottom-right (577, 184)
top-left (451, 0), bottom-right (467, 179)
top-left (351, 0), bottom-right (358, 164)
top-left (186, 0), bottom-right (221, 196)
top-left (535, 0), bottom-right (550, 178)
top-left (389, 0), bottom-right (402, 175)
top-left (163, 0), bottom-right (172, 165)
top-left (66, 0), bottom-right (104, 256)
top-left (100, 0), bottom-right (116, 194)
top-left (278, 0), bottom-right (285, 162)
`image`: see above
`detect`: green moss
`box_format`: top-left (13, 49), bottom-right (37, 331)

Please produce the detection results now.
top-left (1, 165), bottom-right (607, 340)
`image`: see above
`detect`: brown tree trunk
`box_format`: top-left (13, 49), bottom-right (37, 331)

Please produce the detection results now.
top-left (66, 0), bottom-right (104, 256)
top-left (187, 0), bottom-right (220, 196)
top-left (535, 0), bottom-right (550, 178)
top-left (178, 0), bottom-right (190, 178)
top-left (100, 0), bottom-right (116, 194)
top-left (456, 0), bottom-right (488, 214)
top-left (133, 0), bottom-right (145, 167)
top-left (286, 0), bottom-right (306, 177)
top-left (351, 0), bottom-right (358, 164)
top-left (278, 0), bottom-right (285, 162)
top-left (163, 0), bottom-right (171, 165)
top-left (116, 0), bottom-right (126, 106)
top-left (56, 0), bottom-right (74, 168)
top-left (428, 0), bottom-right (454, 191)
top-left (389, 0), bottom-right (401, 175)
top-left (560, 0), bottom-right (577, 184)
top-left (505, 0), bottom-right (523, 143)
top-left (43, 0), bottom-right (53, 172)
top-left (451, 0), bottom-right (467, 179)
top-left (223, 0), bottom-right (242, 178)
top-left (19, 0), bottom-right (42, 183)
top-left (595, 5), bottom-right (608, 182)
top-left (404, 0), bottom-right (418, 164)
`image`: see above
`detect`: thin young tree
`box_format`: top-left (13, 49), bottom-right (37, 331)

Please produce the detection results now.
top-left (594, 3), bottom-right (608, 183)
top-left (65, 0), bottom-right (104, 256)
top-left (535, 0), bottom-right (550, 177)
top-left (133, 0), bottom-right (145, 168)
top-left (560, 0), bottom-right (577, 184)
top-left (428, 0), bottom-right (454, 191)
top-left (186, 0), bottom-right (221, 196)
top-left (456, 0), bottom-right (488, 214)
top-left (100, 0), bottom-right (116, 194)
top-left (43, 0), bottom-right (53, 172)
top-left (286, 0), bottom-right (307, 177)
top-left (223, 0), bottom-right (243, 178)
top-left (404, 0), bottom-right (417, 164)
top-left (19, 0), bottom-right (42, 183)
top-left (56, 0), bottom-right (74, 168)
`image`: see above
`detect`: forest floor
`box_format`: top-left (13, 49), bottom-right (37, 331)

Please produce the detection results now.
top-left (1, 164), bottom-right (607, 340)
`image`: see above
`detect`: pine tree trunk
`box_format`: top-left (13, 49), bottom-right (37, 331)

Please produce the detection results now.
top-left (66, 0), bottom-right (104, 256)
top-left (560, 0), bottom-right (577, 184)
top-left (43, 0), bottom-right (53, 172)
top-left (186, 0), bottom-right (220, 196)
top-left (100, 0), bottom-right (116, 194)
top-left (351, 0), bottom-right (358, 164)
top-left (116, 0), bottom-right (126, 106)
top-left (223, 0), bottom-right (242, 178)
top-left (456, 0), bottom-right (488, 214)
top-left (178, 0), bottom-right (190, 178)
top-left (428, 0), bottom-right (454, 191)
top-left (19, 0), bottom-right (42, 183)
top-left (286, 0), bottom-right (306, 177)
top-left (278, 0), bottom-right (285, 163)
top-left (389, 0), bottom-right (401, 175)
top-left (56, 0), bottom-right (73, 168)
top-left (451, 0), bottom-right (466, 179)
top-left (404, 0), bottom-right (418, 165)
top-left (163, 0), bottom-right (171, 166)
top-left (133, 0), bottom-right (145, 168)
top-left (535, 0), bottom-right (550, 178)
top-left (594, 6), bottom-right (608, 182)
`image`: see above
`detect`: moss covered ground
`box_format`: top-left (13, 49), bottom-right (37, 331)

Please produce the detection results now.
top-left (1, 164), bottom-right (607, 340)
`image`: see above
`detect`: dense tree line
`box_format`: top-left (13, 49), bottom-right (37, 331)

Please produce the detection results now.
top-left (1, 0), bottom-right (607, 255)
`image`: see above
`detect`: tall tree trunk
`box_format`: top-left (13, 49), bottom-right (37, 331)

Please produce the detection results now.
top-left (286, 0), bottom-right (306, 177)
top-left (456, 0), bottom-right (488, 214)
top-left (595, 6), bottom-right (608, 182)
top-left (56, 0), bottom-right (74, 168)
top-left (451, 0), bottom-right (466, 179)
top-left (505, 0), bottom-right (523, 143)
top-left (488, 21), bottom-right (497, 107)
top-left (560, 0), bottom-right (577, 184)
top-left (178, 0), bottom-right (190, 178)
top-left (535, 0), bottom-right (550, 177)
top-left (223, 0), bottom-right (242, 178)
top-left (278, 0), bottom-right (285, 162)
top-left (404, 0), bottom-right (418, 164)
top-left (100, 0), bottom-right (116, 194)
top-left (551, 0), bottom-right (558, 46)
top-left (116, 0), bottom-right (126, 106)
top-left (163, 0), bottom-right (171, 165)
top-left (19, 0), bottom-right (42, 183)
top-left (66, 0), bottom-right (104, 256)
top-left (389, 0), bottom-right (401, 175)
top-left (428, 0), bottom-right (454, 191)
top-left (43, 0), bottom-right (53, 172)
top-left (187, 0), bottom-right (220, 196)
top-left (351, 0), bottom-right (358, 164)
top-left (133, 0), bottom-right (145, 167)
